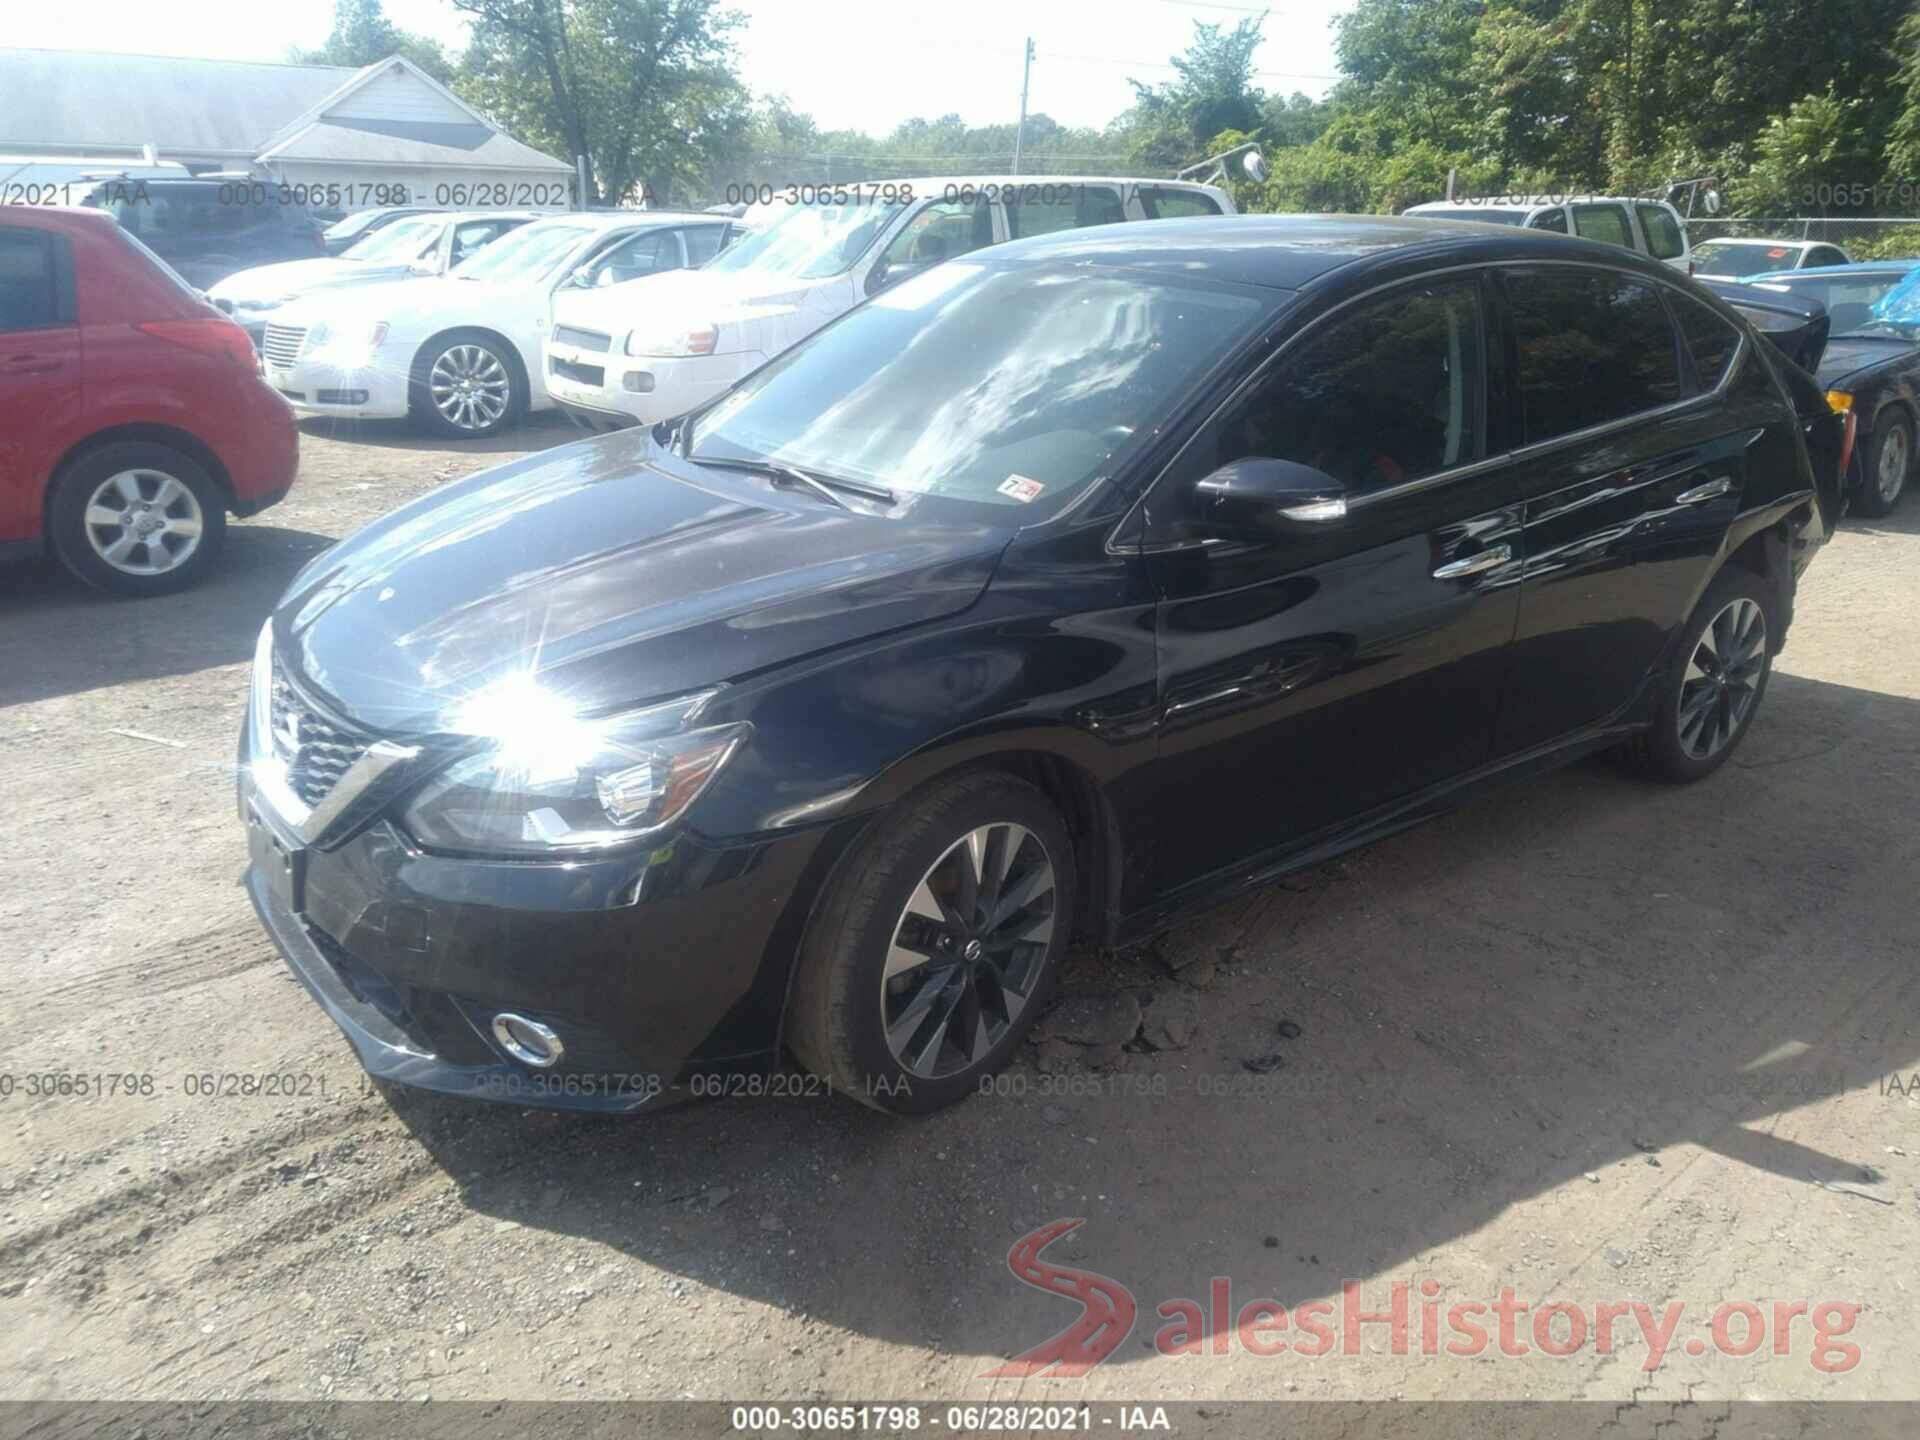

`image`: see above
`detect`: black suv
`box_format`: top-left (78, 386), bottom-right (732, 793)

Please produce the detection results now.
top-left (82, 176), bottom-right (328, 289)
top-left (239, 217), bottom-right (1843, 1117)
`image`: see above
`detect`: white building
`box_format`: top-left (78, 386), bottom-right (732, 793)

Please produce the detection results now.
top-left (0, 49), bottom-right (573, 212)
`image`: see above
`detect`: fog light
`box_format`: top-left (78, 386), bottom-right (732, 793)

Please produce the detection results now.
top-left (622, 371), bottom-right (655, 393)
top-left (492, 1012), bottom-right (564, 1067)
top-left (317, 389), bottom-right (369, 405)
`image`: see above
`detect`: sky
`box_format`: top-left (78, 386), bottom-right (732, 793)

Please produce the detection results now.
top-left (3, 0), bottom-right (1350, 135)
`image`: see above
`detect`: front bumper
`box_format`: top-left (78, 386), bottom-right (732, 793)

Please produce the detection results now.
top-left (263, 351), bottom-right (411, 420)
top-left (237, 717), bottom-right (824, 1111)
top-left (543, 345), bottom-right (766, 427)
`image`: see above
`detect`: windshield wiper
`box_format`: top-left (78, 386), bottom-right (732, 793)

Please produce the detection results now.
top-left (684, 452), bottom-right (895, 508)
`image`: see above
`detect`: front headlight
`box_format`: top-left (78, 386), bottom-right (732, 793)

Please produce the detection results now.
top-left (305, 321), bottom-right (390, 366)
top-left (401, 676), bottom-right (747, 855)
top-left (624, 321), bottom-right (719, 357)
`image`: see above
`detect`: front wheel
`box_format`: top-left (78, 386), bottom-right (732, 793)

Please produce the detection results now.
top-left (1632, 568), bottom-right (1774, 783)
top-left (787, 772), bottom-right (1076, 1115)
top-left (1853, 410), bottom-right (1911, 517)
top-left (411, 330), bottom-right (524, 439)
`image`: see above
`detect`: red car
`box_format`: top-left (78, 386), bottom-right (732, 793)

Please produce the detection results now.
top-left (0, 205), bottom-right (298, 596)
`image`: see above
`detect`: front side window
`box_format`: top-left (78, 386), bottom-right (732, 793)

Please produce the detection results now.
top-left (1636, 204), bottom-right (1685, 260)
top-left (0, 228), bottom-right (58, 331)
top-left (1139, 186), bottom-right (1223, 219)
top-left (875, 198), bottom-right (992, 277)
top-left (1176, 279), bottom-right (1484, 496)
top-left (686, 262), bottom-right (1277, 510)
top-left (1571, 204), bottom-right (1633, 249)
top-left (1506, 269), bottom-right (1683, 444)
top-left (1668, 292), bottom-right (1742, 388)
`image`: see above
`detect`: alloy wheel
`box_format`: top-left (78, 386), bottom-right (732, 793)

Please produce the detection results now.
top-left (880, 823), bottom-right (1057, 1080)
top-left (1877, 424), bottom-right (1910, 505)
top-left (82, 468), bottom-right (205, 577)
top-left (1676, 596), bottom-right (1767, 760)
top-left (429, 343), bottom-right (511, 431)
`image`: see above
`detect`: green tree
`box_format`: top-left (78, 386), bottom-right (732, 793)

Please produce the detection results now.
top-left (291, 0), bottom-right (455, 82)
top-left (453, 0), bottom-right (748, 206)
top-left (1120, 17), bottom-right (1268, 171)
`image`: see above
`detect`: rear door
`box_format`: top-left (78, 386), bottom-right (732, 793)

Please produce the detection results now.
top-left (1493, 263), bottom-right (1761, 754)
top-left (0, 225), bottom-right (81, 543)
top-left (1571, 202), bottom-right (1636, 255)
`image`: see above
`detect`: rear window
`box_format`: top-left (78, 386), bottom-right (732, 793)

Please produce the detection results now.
top-left (113, 227), bottom-right (205, 298)
top-left (1138, 186), bottom-right (1223, 219)
top-left (1506, 268), bottom-right (1684, 443)
top-left (1005, 185), bottom-right (1127, 239)
top-left (1636, 204), bottom-right (1686, 260)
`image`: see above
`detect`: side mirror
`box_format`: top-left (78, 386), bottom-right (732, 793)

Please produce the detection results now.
top-left (864, 258), bottom-right (893, 296)
top-left (1190, 458), bottom-right (1347, 539)
top-left (408, 256), bottom-right (437, 275)
top-left (569, 264), bottom-right (597, 288)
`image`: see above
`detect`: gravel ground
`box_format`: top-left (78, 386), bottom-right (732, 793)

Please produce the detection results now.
top-left (1, 413), bottom-right (1916, 1425)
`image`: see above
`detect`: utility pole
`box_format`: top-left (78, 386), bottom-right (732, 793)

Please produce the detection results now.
top-left (1012, 38), bottom-right (1034, 176)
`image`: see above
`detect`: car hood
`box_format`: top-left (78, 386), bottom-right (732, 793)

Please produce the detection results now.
top-left (211, 257), bottom-right (359, 302)
top-left (277, 273), bottom-right (523, 329)
top-left (553, 267), bottom-right (832, 341)
top-left (276, 430), bottom-right (1007, 733)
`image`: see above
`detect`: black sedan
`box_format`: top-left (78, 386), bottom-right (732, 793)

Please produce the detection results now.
top-left (1729, 262), bottom-right (1920, 516)
top-left (239, 217), bottom-right (1838, 1116)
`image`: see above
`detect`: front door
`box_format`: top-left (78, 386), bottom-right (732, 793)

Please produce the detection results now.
top-left (1141, 274), bottom-right (1523, 900)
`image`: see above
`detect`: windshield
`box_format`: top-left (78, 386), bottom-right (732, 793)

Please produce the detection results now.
top-left (703, 197), bottom-right (905, 280)
top-left (1695, 242), bottom-right (1799, 276)
top-left (344, 216), bottom-right (441, 262)
top-left (686, 262), bottom-right (1277, 509)
top-left (450, 221), bottom-right (595, 282)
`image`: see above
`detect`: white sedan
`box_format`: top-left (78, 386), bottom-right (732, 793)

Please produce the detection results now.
top-left (259, 211), bottom-right (733, 438)
top-left (209, 211), bottom-right (535, 345)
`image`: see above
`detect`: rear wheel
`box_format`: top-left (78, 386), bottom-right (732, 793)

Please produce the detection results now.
top-left (1631, 568), bottom-right (1773, 783)
top-left (1853, 410), bottom-right (1911, 517)
top-left (787, 772), bottom-right (1076, 1115)
top-left (47, 442), bottom-right (226, 597)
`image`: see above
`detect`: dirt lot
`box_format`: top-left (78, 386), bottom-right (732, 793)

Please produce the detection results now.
top-left (1, 413), bottom-right (1916, 1423)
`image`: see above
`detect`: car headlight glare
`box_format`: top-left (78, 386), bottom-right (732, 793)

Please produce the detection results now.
top-left (401, 676), bottom-right (747, 855)
top-left (624, 322), bottom-right (718, 357)
top-left (306, 321), bottom-right (389, 366)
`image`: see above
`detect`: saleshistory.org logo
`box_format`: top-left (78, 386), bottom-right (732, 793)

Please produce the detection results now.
top-left (986, 1220), bottom-right (1862, 1377)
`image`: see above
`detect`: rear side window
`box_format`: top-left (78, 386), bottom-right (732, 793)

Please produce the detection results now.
top-left (1139, 186), bottom-right (1222, 219)
top-left (1506, 269), bottom-right (1684, 443)
top-left (1527, 208), bottom-right (1569, 234)
top-left (1005, 185), bottom-right (1126, 238)
top-left (1668, 292), bottom-right (1743, 388)
top-left (1636, 204), bottom-right (1685, 261)
top-left (1571, 204), bottom-right (1634, 250)
top-left (0, 228), bottom-right (61, 331)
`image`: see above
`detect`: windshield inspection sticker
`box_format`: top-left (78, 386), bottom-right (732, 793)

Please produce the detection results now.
top-left (998, 475), bottom-right (1046, 503)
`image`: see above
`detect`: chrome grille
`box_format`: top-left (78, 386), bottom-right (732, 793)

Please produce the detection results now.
top-left (269, 659), bottom-right (368, 809)
top-left (552, 325), bottom-right (612, 353)
top-left (262, 324), bottom-right (307, 368)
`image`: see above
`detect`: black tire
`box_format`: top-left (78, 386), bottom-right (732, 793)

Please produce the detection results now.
top-left (409, 329), bottom-right (525, 440)
top-left (787, 771), bottom-right (1077, 1116)
top-left (1853, 409), bottom-right (1912, 518)
top-left (47, 442), bottom-right (227, 597)
top-left (1631, 567), bottom-right (1774, 783)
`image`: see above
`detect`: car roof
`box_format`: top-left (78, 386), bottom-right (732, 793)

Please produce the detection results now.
top-left (983, 213), bottom-right (1678, 292)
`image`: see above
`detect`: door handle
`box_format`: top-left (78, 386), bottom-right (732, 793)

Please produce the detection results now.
top-left (1433, 542), bottom-right (1512, 579)
top-left (1, 355), bottom-right (61, 374)
top-left (1675, 476), bottom-right (1733, 506)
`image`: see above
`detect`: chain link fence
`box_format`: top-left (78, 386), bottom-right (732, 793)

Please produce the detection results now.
top-left (1686, 217), bottom-right (1920, 260)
